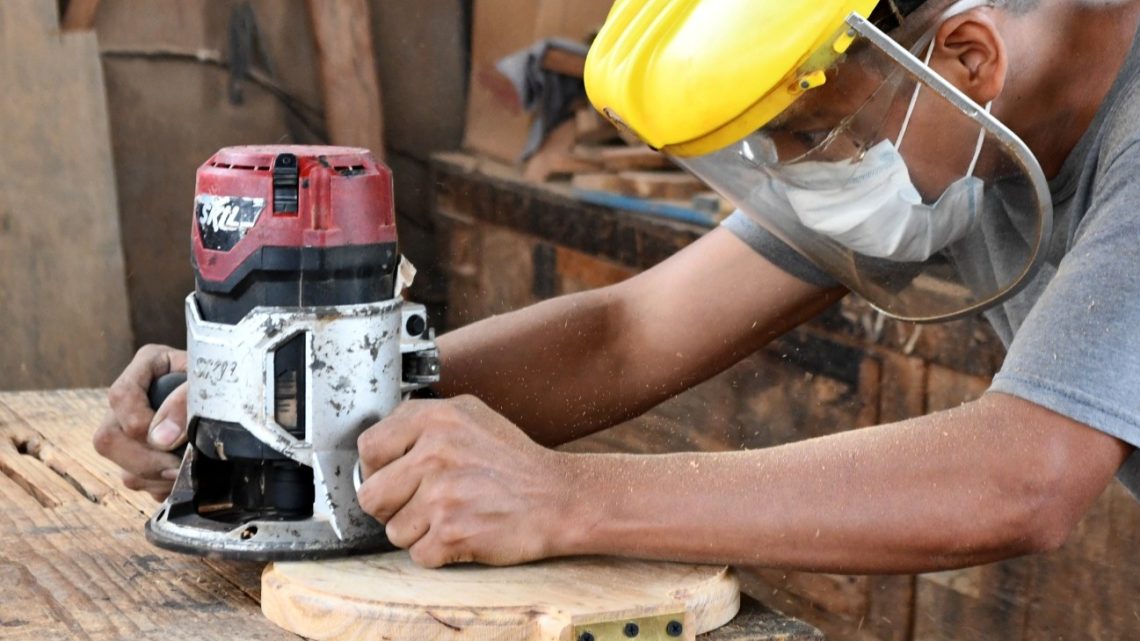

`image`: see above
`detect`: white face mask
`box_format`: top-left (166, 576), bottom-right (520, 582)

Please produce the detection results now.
top-left (771, 141), bottom-right (983, 262)
top-left (752, 31), bottom-right (991, 263)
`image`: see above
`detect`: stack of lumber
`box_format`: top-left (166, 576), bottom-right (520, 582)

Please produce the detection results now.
top-left (523, 105), bottom-right (735, 223)
top-left (512, 41), bottom-right (734, 224)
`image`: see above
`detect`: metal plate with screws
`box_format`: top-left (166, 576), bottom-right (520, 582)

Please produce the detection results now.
top-left (573, 611), bottom-right (690, 641)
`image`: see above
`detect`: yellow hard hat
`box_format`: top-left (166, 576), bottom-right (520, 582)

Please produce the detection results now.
top-left (583, 0), bottom-right (1056, 324)
top-left (584, 0), bottom-right (881, 157)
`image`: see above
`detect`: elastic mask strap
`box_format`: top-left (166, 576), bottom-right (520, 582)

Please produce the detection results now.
top-left (911, 0), bottom-right (995, 53)
top-left (895, 36), bottom-right (937, 147)
top-left (966, 101), bottom-right (992, 177)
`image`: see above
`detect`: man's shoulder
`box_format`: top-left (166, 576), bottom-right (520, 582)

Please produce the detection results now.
top-left (1097, 42), bottom-right (1140, 162)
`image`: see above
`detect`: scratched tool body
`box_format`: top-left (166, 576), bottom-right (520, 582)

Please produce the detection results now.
top-left (146, 146), bottom-right (439, 561)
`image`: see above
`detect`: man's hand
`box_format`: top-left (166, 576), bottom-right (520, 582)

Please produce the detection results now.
top-left (356, 396), bottom-right (577, 568)
top-left (93, 344), bottom-right (188, 501)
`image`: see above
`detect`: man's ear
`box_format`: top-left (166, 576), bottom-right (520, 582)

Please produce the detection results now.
top-left (929, 10), bottom-right (1008, 104)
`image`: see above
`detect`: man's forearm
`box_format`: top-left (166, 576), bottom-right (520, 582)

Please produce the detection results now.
top-left (429, 227), bottom-right (845, 447)
top-left (434, 288), bottom-right (643, 445)
top-left (552, 393), bottom-right (1129, 573)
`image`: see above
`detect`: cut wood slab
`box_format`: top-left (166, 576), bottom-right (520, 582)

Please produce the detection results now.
top-left (599, 146), bottom-right (674, 171)
top-left (262, 552), bottom-right (740, 641)
top-left (575, 108), bottom-right (620, 144)
top-left (524, 119), bottom-right (602, 182)
top-left (571, 172), bottom-right (630, 194)
top-left (308, 0), bottom-right (385, 158)
top-left (541, 46), bottom-right (587, 78)
top-left (619, 171), bottom-right (707, 201)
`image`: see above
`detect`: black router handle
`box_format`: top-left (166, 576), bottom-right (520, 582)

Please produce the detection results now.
top-left (147, 372), bottom-right (189, 459)
top-left (148, 372), bottom-right (188, 411)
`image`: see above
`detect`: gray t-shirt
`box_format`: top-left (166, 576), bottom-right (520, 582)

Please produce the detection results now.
top-left (724, 29), bottom-right (1140, 493)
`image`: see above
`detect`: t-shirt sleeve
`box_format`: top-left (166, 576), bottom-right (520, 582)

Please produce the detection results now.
top-left (990, 140), bottom-right (1140, 449)
top-left (721, 210), bottom-right (838, 288)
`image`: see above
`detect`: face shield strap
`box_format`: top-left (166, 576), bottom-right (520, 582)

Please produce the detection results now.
top-left (896, 35), bottom-right (992, 179)
top-left (849, 12), bottom-right (1051, 320)
top-left (909, 0), bottom-right (997, 53)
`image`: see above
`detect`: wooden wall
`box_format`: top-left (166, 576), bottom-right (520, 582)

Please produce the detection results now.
top-left (94, 0), bottom-right (468, 349)
top-left (95, 0), bottom-right (325, 349)
top-left (0, 0), bottom-right (134, 390)
top-left (430, 154), bottom-right (1140, 641)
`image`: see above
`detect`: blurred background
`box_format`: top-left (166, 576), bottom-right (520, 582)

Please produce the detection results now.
top-left (2, 2), bottom-right (1137, 640)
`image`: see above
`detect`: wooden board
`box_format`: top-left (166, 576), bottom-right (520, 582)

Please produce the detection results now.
top-left (0, 0), bottom-right (134, 390)
top-left (0, 389), bottom-right (818, 641)
top-left (462, 0), bottom-right (614, 163)
top-left (61, 0), bottom-right (100, 30)
top-left (618, 171), bottom-right (706, 201)
top-left (576, 108), bottom-right (620, 145)
top-left (95, 0), bottom-right (325, 348)
top-left (523, 119), bottom-right (602, 182)
top-left (307, 0), bottom-right (386, 158)
top-left (598, 146), bottom-right (675, 171)
top-left (0, 389), bottom-right (300, 640)
top-left (263, 553), bottom-right (740, 641)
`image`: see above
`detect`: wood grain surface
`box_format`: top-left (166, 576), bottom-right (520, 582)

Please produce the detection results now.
top-left (0, 0), bottom-right (134, 390)
top-left (307, 0), bottom-right (385, 158)
top-left (0, 390), bottom-right (297, 640)
top-left (263, 553), bottom-right (739, 641)
top-left (0, 390), bottom-right (820, 641)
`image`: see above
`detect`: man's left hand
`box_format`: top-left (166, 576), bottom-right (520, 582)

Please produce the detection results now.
top-left (356, 396), bottom-right (578, 567)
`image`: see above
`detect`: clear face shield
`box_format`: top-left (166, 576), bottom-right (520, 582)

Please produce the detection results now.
top-left (674, 10), bottom-right (1053, 322)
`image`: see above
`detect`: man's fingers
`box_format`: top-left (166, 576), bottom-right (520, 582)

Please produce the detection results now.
top-left (108, 345), bottom-right (186, 440)
top-left (383, 493), bottom-right (431, 550)
top-left (95, 418), bottom-right (181, 479)
top-left (357, 452), bottom-right (421, 524)
top-left (357, 401), bottom-right (434, 477)
top-left (121, 471), bottom-right (174, 500)
top-left (148, 383), bottom-right (188, 451)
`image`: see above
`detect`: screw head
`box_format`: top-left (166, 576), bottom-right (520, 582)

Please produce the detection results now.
top-left (666, 620), bottom-right (683, 637)
top-left (623, 622), bottom-right (640, 637)
top-left (578, 632), bottom-right (595, 641)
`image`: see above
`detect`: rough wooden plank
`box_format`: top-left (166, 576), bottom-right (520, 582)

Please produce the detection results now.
top-left (307, 0), bottom-right (385, 157)
top-left (619, 170), bottom-right (707, 200)
top-left (572, 172), bottom-right (632, 194)
top-left (523, 119), bottom-right (602, 181)
top-left (61, 0), bottom-right (100, 30)
top-left (2, 391), bottom-right (825, 640)
top-left (432, 152), bottom-right (705, 274)
top-left (0, 392), bottom-right (299, 640)
top-left (96, 0), bottom-right (324, 348)
top-left (263, 554), bottom-right (740, 641)
top-left (576, 107), bottom-right (620, 144)
top-left (554, 245), bottom-right (636, 293)
top-left (924, 365), bottom-right (990, 413)
top-left (0, 0), bottom-right (133, 390)
top-left (704, 599), bottom-right (823, 641)
top-left (540, 46), bottom-right (587, 77)
top-left (816, 298), bottom-right (1005, 379)
top-left (859, 352), bottom-right (924, 641)
top-left (913, 561), bottom-right (1035, 641)
top-left (599, 145), bottom-right (675, 171)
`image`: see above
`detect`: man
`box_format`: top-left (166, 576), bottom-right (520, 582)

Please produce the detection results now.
top-left (97, 0), bottom-right (1140, 575)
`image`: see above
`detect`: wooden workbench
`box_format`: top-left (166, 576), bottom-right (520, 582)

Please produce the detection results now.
top-left (0, 389), bottom-right (822, 640)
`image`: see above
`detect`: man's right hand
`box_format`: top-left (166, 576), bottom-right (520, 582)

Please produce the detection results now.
top-left (93, 344), bottom-right (188, 501)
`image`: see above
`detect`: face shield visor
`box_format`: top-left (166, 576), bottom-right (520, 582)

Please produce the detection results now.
top-left (670, 9), bottom-right (1053, 323)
